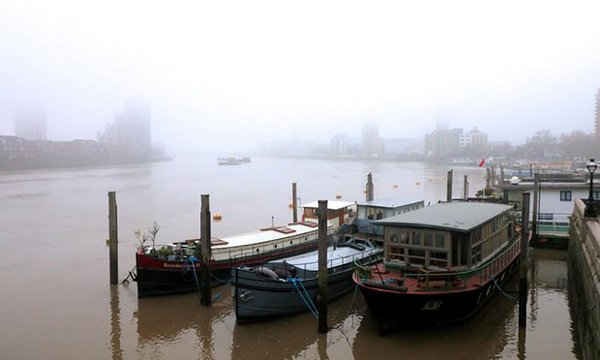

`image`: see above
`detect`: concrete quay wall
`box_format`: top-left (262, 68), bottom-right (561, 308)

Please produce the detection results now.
top-left (569, 199), bottom-right (600, 360)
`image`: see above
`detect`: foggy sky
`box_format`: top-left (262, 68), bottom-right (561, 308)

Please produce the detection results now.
top-left (1, 1), bottom-right (600, 152)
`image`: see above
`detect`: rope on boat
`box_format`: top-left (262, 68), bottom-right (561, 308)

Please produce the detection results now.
top-left (188, 256), bottom-right (203, 303)
top-left (289, 278), bottom-right (318, 318)
top-left (492, 277), bottom-right (516, 301)
top-left (210, 272), bottom-right (230, 285)
top-left (121, 265), bottom-right (137, 284)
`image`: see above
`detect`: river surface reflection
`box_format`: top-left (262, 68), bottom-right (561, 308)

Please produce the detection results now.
top-left (0, 156), bottom-right (578, 359)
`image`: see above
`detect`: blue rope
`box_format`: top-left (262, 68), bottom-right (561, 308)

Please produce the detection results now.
top-left (492, 277), bottom-right (516, 301)
top-left (188, 256), bottom-right (203, 299)
top-left (289, 278), bottom-right (318, 318)
top-left (297, 279), bottom-right (319, 316)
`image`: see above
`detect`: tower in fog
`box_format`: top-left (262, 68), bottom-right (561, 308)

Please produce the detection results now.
top-left (14, 106), bottom-right (47, 140)
top-left (361, 122), bottom-right (384, 158)
top-left (98, 99), bottom-right (152, 160)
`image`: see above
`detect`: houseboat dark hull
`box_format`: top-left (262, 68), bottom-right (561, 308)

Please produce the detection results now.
top-left (136, 241), bottom-right (317, 298)
top-left (234, 246), bottom-right (383, 322)
top-left (355, 256), bottom-right (519, 332)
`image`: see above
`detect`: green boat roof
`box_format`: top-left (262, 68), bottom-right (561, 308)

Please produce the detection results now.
top-left (374, 201), bottom-right (513, 233)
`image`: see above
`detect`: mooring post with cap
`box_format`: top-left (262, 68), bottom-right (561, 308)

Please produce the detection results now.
top-left (200, 194), bottom-right (212, 306)
top-left (317, 200), bottom-right (328, 333)
top-left (108, 191), bottom-right (118, 285)
top-left (519, 192), bottom-right (531, 328)
top-left (292, 182), bottom-right (298, 223)
top-left (446, 169), bottom-right (453, 202)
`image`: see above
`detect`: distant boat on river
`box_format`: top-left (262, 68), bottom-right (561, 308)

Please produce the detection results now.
top-left (217, 156), bottom-right (251, 165)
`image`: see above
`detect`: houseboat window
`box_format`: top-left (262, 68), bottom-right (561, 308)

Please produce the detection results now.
top-left (273, 244), bottom-right (278, 248)
top-left (434, 233), bottom-right (445, 248)
top-left (472, 245), bottom-right (482, 263)
top-left (471, 228), bottom-right (481, 244)
top-left (594, 190), bottom-right (600, 200)
top-left (430, 251), bottom-right (448, 267)
top-left (408, 249), bottom-right (426, 265)
top-left (430, 251), bottom-right (447, 260)
top-left (560, 190), bottom-right (572, 201)
top-left (411, 231), bottom-right (421, 245)
top-left (290, 240), bottom-right (293, 244)
top-left (424, 232), bottom-right (433, 247)
top-left (538, 213), bottom-right (553, 221)
top-left (399, 232), bottom-right (408, 244)
top-left (390, 234), bottom-right (399, 244)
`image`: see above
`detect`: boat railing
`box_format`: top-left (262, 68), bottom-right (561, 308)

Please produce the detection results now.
top-left (273, 248), bottom-right (383, 273)
top-left (393, 237), bottom-right (521, 291)
top-left (535, 212), bottom-right (570, 235)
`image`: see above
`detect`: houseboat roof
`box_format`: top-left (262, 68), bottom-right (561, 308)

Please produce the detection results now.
top-left (497, 181), bottom-right (598, 191)
top-left (214, 223), bottom-right (319, 249)
top-left (375, 202), bottom-right (513, 233)
top-left (302, 200), bottom-right (355, 210)
top-left (357, 198), bottom-right (423, 209)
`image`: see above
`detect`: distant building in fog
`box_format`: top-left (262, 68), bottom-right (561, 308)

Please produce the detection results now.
top-left (362, 123), bottom-right (384, 158)
top-left (14, 106), bottom-right (47, 140)
top-left (330, 133), bottom-right (351, 156)
top-left (98, 99), bottom-right (152, 160)
top-left (425, 127), bottom-right (462, 159)
top-left (425, 125), bottom-right (488, 160)
top-left (595, 89), bottom-right (600, 138)
top-left (459, 127), bottom-right (488, 148)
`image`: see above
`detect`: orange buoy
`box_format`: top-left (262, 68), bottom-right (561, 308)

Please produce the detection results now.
top-left (213, 212), bottom-right (222, 221)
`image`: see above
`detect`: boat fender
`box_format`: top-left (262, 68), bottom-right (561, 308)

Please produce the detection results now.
top-left (255, 266), bottom-right (279, 280)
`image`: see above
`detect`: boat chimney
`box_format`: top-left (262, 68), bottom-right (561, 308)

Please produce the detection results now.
top-left (366, 172), bottom-right (374, 202)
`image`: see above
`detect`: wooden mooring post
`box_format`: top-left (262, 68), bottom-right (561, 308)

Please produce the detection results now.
top-left (108, 191), bottom-right (118, 285)
top-left (317, 200), bottom-right (328, 333)
top-left (463, 175), bottom-right (469, 200)
top-left (531, 174), bottom-right (539, 243)
top-left (292, 182), bottom-right (298, 223)
top-left (446, 169), bottom-right (453, 202)
top-left (366, 173), bottom-right (374, 202)
top-left (200, 194), bottom-right (212, 306)
top-left (519, 192), bottom-right (530, 328)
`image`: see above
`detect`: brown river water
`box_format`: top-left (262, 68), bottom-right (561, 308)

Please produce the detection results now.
top-left (0, 156), bottom-right (579, 359)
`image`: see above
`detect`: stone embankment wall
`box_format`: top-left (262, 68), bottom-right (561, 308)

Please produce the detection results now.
top-left (569, 200), bottom-right (600, 360)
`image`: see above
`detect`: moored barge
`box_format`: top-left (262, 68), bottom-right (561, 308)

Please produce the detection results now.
top-left (136, 201), bottom-right (356, 297)
top-left (233, 238), bottom-right (382, 322)
top-left (353, 201), bottom-right (520, 332)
